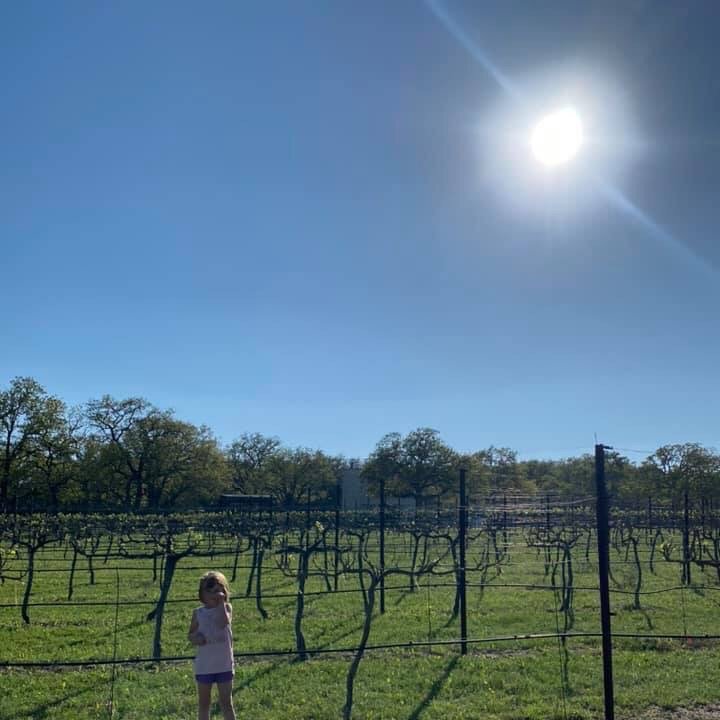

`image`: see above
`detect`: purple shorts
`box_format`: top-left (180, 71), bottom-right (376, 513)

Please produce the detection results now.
top-left (195, 671), bottom-right (234, 685)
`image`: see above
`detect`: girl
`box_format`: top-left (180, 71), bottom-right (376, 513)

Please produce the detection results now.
top-left (188, 571), bottom-right (236, 720)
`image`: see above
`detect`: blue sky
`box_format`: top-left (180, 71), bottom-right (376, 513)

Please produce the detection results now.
top-left (2, 1), bottom-right (719, 461)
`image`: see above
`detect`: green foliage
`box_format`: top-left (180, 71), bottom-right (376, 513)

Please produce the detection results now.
top-left (0, 376), bottom-right (69, 512)
top-left (85, 396), bottom-right (231, 511)
top-left (363, 428), bottom-right (459, 505)
top-left (226, 432), bottom-right (282, 493)
top-left (262, 446), bottom-right (339, 506)
top-left (3, 376), bottom-right (720, 514)
top-left (639, 444), bottom-right (720, 502)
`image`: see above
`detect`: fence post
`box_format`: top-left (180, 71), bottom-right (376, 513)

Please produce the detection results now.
top-left (595, 443), bottom-right (615, 720)
top-left (459, 467), bottom-right (467, 656)
top-left (379, 474), bottom-right (386, 614)
top-left (335, 478), bottom-right (341, 592)
top-left (108, 567), bottom-right (121, 720)
top-left (683, 490), bottom-right (691, 585)
top-left (546, 494), bottom-right (550, 531)
top-left (503, 493), bottom-right (508, 551)
top-left (305, 487), bottom-right (311, 555)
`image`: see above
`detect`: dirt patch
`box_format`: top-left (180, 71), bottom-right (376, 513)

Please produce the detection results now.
top-left (632, 705), bottom-right (720, 719)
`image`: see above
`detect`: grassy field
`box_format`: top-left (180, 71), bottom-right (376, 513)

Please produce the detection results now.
top-left (1, 526), bottom-right (719, 719)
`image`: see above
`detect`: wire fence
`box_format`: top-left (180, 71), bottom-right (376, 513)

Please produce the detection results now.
top-left (2, 474), bottom-right (720, 719)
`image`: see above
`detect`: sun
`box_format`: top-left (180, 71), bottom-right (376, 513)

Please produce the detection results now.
top-left (531, 107), bottom-right (583, 167)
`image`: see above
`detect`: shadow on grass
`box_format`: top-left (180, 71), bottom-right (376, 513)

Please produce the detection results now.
top-left (621, 603), bottom-right (655, 631)
top-left (393, 589), bottom-right (415, 607)
top-left (232, 657), bottom-right (287, 695)
top-left (407, 654), bottom-right (459, 720)
top-left (67, 616), bottom-right (148, 649)
top-left (261, 598), bottom-right (297, 614)
top-left (442, 612), bottom-right (459, 630)
top-left (639, 607), bottom-right (654, 631)
top-left (5, 678), bottom-right (96, 720)
top-left (311, 620), bottom-right (365, 653)
top-left (117, 617), bottom-right (148, 633)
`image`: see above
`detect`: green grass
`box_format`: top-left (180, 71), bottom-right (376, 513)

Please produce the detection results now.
top-left (1, 528), bottom-right (719, 719)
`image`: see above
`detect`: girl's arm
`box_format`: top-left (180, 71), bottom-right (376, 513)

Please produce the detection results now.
top-left (188, 609), bottom-right (206, 645)
top-left (211, 591), bottom-right (232, 627)
top-left (218, 601), bottom-right (232, 627)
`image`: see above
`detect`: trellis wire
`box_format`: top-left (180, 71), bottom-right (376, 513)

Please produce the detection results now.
top-left (2, 630), bottom-right (719, 669)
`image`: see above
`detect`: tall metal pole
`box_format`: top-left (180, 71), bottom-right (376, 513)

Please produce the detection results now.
top-left (459, 468), bottom-right (468, 655)
top-left (683, 490), bottom-right (691, 585)
top-left (334, 478), bottom-right (341, 592)
top-left (503, 493), bottom-right (508, 551)
top-left (306, 486), bottom-right (311, 554)
top-left (379, 474), bottom-right (386, 614)
top-left (595, 444), bottom-right (615, 720)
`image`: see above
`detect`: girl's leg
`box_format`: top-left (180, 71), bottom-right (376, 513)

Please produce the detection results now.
top-left (197, 681), bottom-right (212, 720)
top-left (217, 680), bottom-right (236, 720)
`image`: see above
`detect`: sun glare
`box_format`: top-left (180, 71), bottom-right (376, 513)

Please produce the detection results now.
top-left (531, 107), bottom-right (583, 167)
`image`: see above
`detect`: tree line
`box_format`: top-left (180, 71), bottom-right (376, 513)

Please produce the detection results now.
top-left (2, 376), bottom-right (719, 512)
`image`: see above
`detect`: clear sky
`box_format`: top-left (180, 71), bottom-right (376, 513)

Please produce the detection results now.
top-left (2, 1), bottom-right (719, 461)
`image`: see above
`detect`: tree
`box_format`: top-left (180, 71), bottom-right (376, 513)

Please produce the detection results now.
top-left (71, 435), bottom-right (111, 510)
top-left (398, 428), bottom-right (458, 506)
top-left (603, 450), bottom-right (637, 502)
top-left (85, 395), bottom-right (154, 508)
top-left (519, 458), bottom-right (557, 496)
top-left (362, 429), bottom-right (458, 506)
top-left (360, 432), bottom-right (403, 497)
top-left (464, 446), bottom-right (537, 497)
top-left (0, 377), bottom-right (59, 512)
top-left (481, 446), bottom-right (519, 493)
top-left (641, 443), bottom-right (720, 503)
top-left (85, 396), bottom-right (230, 510)
top-left (226, 433), bottom-right (282, 493)
top-left (140, 420), bottom-right (229, 510)
top-left (26, 401), bottom-right (82, 511)
top-left (544, 455), bottom-right (595, 498)
top-left (263, 447), bottom-right (337, 507)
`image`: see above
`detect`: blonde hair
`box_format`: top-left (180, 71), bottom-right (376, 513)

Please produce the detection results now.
top-left (198, 571), bottom-right (231, 602)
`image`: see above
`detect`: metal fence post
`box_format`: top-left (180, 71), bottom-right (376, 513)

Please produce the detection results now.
top-left (380, 474), bottom-right (386, 614)
top-left (459, 467), bottom-right (467, 655)
top-left (503, 493), bottom-right (508, 551)
top-left (683, 490), bottom-right (691, 585)
top-left (595, 443), bottom-right (615, 720)
top-left (335, 478), bottom-right (341, 592)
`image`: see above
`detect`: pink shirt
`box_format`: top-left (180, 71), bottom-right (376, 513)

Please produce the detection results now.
top-left (193, 604), bottom-right (234, 675)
